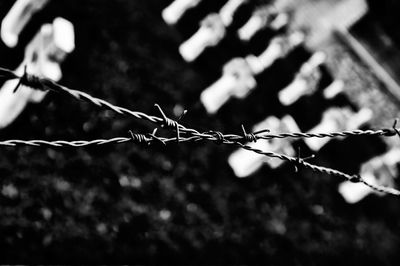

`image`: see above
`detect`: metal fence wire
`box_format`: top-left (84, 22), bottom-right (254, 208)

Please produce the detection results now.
top-left (0, 66), bottom-right (399, 196)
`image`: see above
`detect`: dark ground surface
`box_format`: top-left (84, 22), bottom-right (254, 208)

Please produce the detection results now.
top-left (0, 0), bottom-right (400, 264)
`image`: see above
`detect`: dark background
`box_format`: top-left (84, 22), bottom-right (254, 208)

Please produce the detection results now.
top-left (0, 0), bottom-right (400, 264)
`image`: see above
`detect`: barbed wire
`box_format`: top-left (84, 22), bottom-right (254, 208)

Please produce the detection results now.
top-left (0, 138), bottom-right (131, 147)
top-left (259, 128), bottom-right (398, 140)
top-left (2, 133), bottom-right (398, 196)
top-left (233, 142), bottom-right (400, 196)
top-left (0, 66), bottom-right (400, 196)
top-left (4, 67), bottom-right (400, 142)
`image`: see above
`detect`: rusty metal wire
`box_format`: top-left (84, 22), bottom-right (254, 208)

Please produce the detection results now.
top-left (1, 66), bottom-right (400, 196)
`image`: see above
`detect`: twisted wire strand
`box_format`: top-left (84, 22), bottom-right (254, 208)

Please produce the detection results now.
top-left (0, 67), bottom-right (198, 135)
top-left (2, 67), bottom-right (400, 142)
top-left (259, 129), bottom-right (396, 140)
top-left (2, 134), bottom-right (399, 195)
top-left (0, 138), bottom-right (131, 147)
top-left (35, 80), bottom-right (400, 141)
top-left (0, 133), bottom-right (243, 148)
top-left (0, 135), bottom-right (207, 147)
top-left (1, 67), bottom-right (400, 196)
top-left (232, 141), bottom-right (400, 196)
top-left (1, 67), bottom-right (273, 143)
top-left (0, 134), bottom-right (259, 148)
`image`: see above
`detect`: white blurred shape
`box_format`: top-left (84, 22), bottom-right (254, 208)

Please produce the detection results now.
top-left (52, 18), bottom-right (75, 57)
top-left (0, 65), bottom-right (35, 128)
top-left (339, 148), bottom-right (400, 203)
top-left (278, 52), bottom-right (326, 106)
top-left (243, 54), bottom-right (264, 76)
top-left (0, 18), bottom-right (75, 128)
top-left (219, 0), bottom-right (248, 26)
top-left (270, 12), bottom-right (289, 31)
top-left (179, 13), bottom-right (225, 62)
top-left (229, 115), bottom-right (300, 177)
top-left (323, 80), bottom-right (344, 99)
top-left (1, 0), bottom-right (49, 47)
top-left (162, 0), bottom-right (201, 25)
top-left (200, 57), bottom-right (256, 114)
top-left (338, 173), bottom-right (376, 204)
top-left (305, 107), bottom-right (373, 151)
top-left (238, 13), bottom-right (265, 41)
top-left (252, 31), bottom-right (304, 75)
top-left (29, 18), bottom-right (74, 102)
top-left (238, 5), bottom-right (287, 41)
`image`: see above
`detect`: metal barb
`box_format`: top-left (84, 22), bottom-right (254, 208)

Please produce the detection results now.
top-left (392, 119), bottom-right (400, 139)
top-left (0, 64), bottom-right (398, 196)
top-left (177, 109), bottom-right (188, 122)
top-left (252, 128), bottom-right (271, 135)
top-left (294, 147), bottom-right (315, 172)
top-left (13, 65), bottom-right (44, 93)
top-left (294, 147), bottom-right (302, 172)
top-left (211, 131), bottom-right (226, 145)
top-left (148, 128), bottom-right (167, 146)
top-left (241, 124), bottom-right (257, 142)
top-left (154, 103), bottom-right (180, 143)
top-left (13, 65), bottom-right (27, 93)
top-left (129, 130), bottom-right (151, 145)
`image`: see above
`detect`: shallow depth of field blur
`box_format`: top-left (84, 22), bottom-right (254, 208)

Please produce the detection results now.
top-left (1, 0), bottom-right (400, 264)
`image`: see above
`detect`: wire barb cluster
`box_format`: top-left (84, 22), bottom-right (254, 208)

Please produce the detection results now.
top-left (0, 67), bottom-right (400, 196)
top-left (13, 65), bottom-right (44, 93)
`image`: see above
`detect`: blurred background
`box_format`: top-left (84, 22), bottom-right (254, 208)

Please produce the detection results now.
top-left (0, 0), bottom-right (400, 264)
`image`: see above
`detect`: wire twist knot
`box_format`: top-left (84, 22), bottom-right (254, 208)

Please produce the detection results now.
top-left (211, 131), bottom-right (226, 145)
top-left (13, 66), bottom-right (44, 93)
top-left (129, 130), bottom-right (152, 145)
top-left (154, 104), bottom-right (182, 143)
top-left (148, 128), bottom-right (167, 146)
top-left (241, 125), bottom-right (270, 143)
top-left (392, 119), bottom-right (400, 139)
top-left (241, 125), bottom-right (257, 142)
top-left (294, 147), bottom-right (315, 172)
top-left (129, 129), bottom-right (168, 146)
top-left (349, 174), bottom-right (362, 183)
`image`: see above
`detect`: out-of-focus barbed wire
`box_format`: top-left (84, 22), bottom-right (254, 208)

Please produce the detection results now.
top-left (0, 66), bottom-right (400, 196)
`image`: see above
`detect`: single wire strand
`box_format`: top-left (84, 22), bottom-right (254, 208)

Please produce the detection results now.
top-left (232, 141), bottom-right (400, 196)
